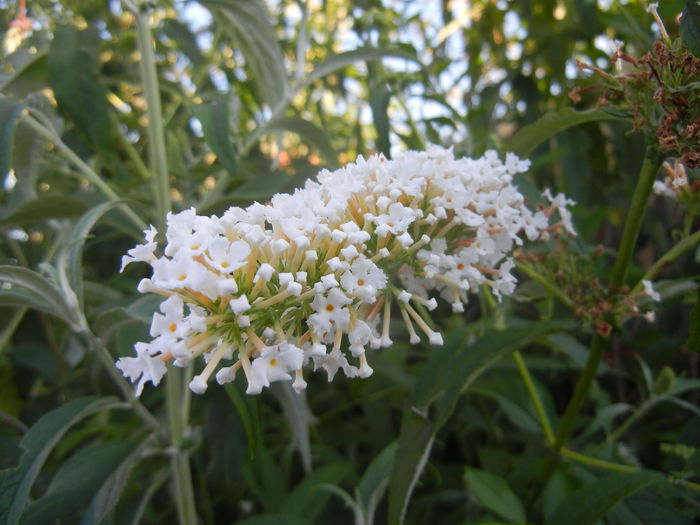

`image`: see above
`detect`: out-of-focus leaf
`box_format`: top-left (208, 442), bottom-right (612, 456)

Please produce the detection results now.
top-left (20, 440), bottom-right (133, 524)
top-left (502, 108), bottom-right (629, 158)
top-left (162, 19), bottom-right (205, 68)
top-left (279, 461), bottom-right (352, 520)
top-left (194, 97), bottom-right (239, 176)
top-left (48, 25), bottom-right (120, 171)
top-left (264, 116), bottom-right (338, 167)
top-left (389, 320), bottom-right (577, 525)
top-left (0, 289), bottom-right (56, 318)
top-left (202, 0), bottom-right (287, 106)
top-left (685, 286), bottom-right (700, 352)
top-left (6, 93), bottom-right (54, 211)
top-left (369, 86), bottom-right (391, 158)
top-left (0, 96), bottom-right (24, 180)
top-left (234, 515), bottom-right (310, 525)
top-left (301, 47), bottom-right (419, 89)
top-left (0, 396), bottom-right (123, 525)
top-left (0, 53), bottom-right (48, 98)
top-left (546, 471), bottom-right (665, 525)
top-left (465, 467), bottom-right (526, 524)
top-left (0, 195), bottom-right (88, 225)
top-left (681, 0), bottom-right (700, 57)
top-left (0, 265), bottom-right (82, 330)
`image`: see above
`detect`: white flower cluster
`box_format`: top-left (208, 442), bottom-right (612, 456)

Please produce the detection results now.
top-left (116, 146), bottom-right (574, 396)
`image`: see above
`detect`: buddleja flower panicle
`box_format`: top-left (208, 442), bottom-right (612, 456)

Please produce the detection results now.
top-left (116, 146), bottom-right (575, 396)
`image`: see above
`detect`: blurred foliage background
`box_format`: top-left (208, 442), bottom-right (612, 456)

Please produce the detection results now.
top-left (0, 0), bottom-right (699, 523)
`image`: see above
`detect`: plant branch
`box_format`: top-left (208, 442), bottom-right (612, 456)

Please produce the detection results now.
top-left (554, 147), bottom-right (659, 453)
top-left (633, 227), bottom-right (700, 293)
top-left (130, 0), bottom-right (171, 227)
top-left (20, 112), bottom-right (147, 231)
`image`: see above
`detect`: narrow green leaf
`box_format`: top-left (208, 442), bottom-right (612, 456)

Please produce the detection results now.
top-left (465, 468), bottom-right (526, 524)
top-left (279, 462), bottom-right (353, 520)
top-left (20, 440), bottom-right (133, 524)
top-left (357, 441), bottom-right (397, 512)
top-left (59, 201), bottom-right (121, 309)
top-left (389, 321), bottom-right (576, 525)
top-left (0, 265), bottom-right (81, 329)
top-left (681, 0), bottom-right (700, 57)
top-left (301, 47), bottom-right (419, 90)
top-left (93, 295), bottom-right (162, 341)
top-left (81, 437), bottom-right (152, 524)
top-left (685, 286), bottom-right (700, 352)
top-left (547, 471), bottom-right (665, 525)
top-left (193, 97), bottom-right (239, 175)
top-left (0, 396), bottom-right (123, 525)
top-left (224, 381), bottom-right (261, 459)
top-left (501, 108), bottom-right (629, 158)
top-left (0, 96), bottom-right (24, 180)
top-left (0, 195), bottom-right (88, 225)
top-left (0, 289), bottom-right (56, 316)
top-left (202, 0), bottom-right (288, 106)
top-left (264, 116), bottom-right (338, 167)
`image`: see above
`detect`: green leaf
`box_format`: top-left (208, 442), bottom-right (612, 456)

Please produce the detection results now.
top-left (465, 468), bottom-right (526, 524)
top-left (193, 97), bottom-right (239, 176)
top-left (685, 285), bottom-right (700, 352)
top-left (279, 461), bottom-right (352, 520)
top-left (20, 440), bottom-right (133, 524)
top-left (501, 108), bottom-right (629, 158)
top-left (224, 381), bottom-right (262, 459)
top-left (0, 265), bottom-right (82, 330)
top-left (546, 471), bottom-right (665, 525)
top-left (357, 441), bottom-right (397, 512)
top-left (0, 396), bottom-right (123, 525)
top-left (202, 0), bottom-right (288, 106)
top-left (388, 320), bottom-right (576, 525)
top-left (93, 295), bottom-right (162, 341)
top-left (264, 116), bottom-right (339, 167)
top-left (681, 0), bottom-right (700, 57)
top-left (0, 195), bottom-right (88, 225)
top-left (81, 437), bottom-right (152, 524)
top-left (0, 96), bottom-right (24, 181)
top-left (0, 52), bottom-right (48, 98)
top-left (234, 515), bottom-right (310, 525)
top-left (357, 441), bottom-right (398, 524)
top-left (48, 25), bottom-right (120, 170)
top-left (301, 47), bottom-right (419, 90)
top-left (369, 86), bottom-right (391, 158)
top-left (0, 289), bottom-right (57, 317)
top-left (58, 201), bottom-right (121, 309)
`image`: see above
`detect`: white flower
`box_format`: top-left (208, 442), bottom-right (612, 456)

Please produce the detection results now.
top-left (116, 347), bottom-right (167, 396)
top-left (642, 280), bottom-right (661, 302)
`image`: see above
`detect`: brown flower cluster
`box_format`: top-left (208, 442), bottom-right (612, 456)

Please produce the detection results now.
top-left (571, 41), bottom-right (700, 167)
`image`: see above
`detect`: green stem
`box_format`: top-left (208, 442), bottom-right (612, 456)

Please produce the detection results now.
top-left (515, 261), bottom-right (575, 312)
top-left (554, 148), bottom-right (659, 453)
top-left (513, 350), bottom-right (555, 445)
top-left (87, 331), bottom-right (160, 431)
top-left (132, 1), bottom-right (171, 227)
top-left (632, 228), bottom-right (700, 293)
top-left (560, 449), bottom-right (700, 493)
top-left (166, 369), bottom-right (198, 525)
top-left (20, 112), bottom-right (146, 231)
